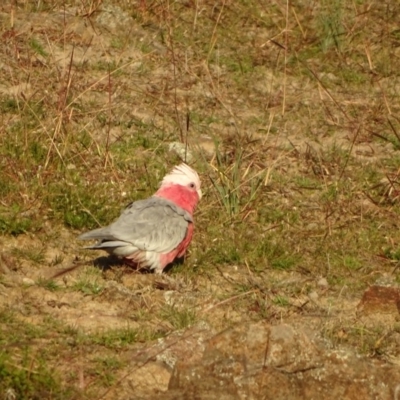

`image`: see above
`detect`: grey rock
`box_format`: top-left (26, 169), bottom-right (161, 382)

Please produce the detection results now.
top-left (167, 322), bottom-right (400, 400)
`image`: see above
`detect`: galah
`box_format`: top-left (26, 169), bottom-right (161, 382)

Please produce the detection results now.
top-left (78, 163), bottom-right (202, 273)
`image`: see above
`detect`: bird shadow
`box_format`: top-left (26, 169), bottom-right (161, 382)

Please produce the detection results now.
top-left (50, 255), bottom-right (185, 280)
top-left (92, 255), bottom-right (185, 274)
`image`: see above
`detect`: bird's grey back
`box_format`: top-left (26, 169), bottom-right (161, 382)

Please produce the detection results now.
top-left (78, 197), bottom-right (192, 254)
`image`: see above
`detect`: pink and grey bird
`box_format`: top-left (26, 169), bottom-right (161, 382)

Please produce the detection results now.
top-left (78, 164), bottom-right (202, 273)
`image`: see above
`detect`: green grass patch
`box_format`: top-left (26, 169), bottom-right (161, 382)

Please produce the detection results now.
top-left (87, 326), bottom-right (164, 349)
top-left (0, 350), bottom-right (72, 400)
top-left (160, 304), bottom-right (197, 330)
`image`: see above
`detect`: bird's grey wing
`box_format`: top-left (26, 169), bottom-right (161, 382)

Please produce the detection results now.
top-left (78, 197), bottom-right (192, 253)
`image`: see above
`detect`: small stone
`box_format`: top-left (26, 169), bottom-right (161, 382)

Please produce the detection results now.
top-left (22, 277), bottom-right (35, 286)
top-left (317, 277), bottom-right (329, 288)
top-left (164, 290), bottom-right (176, 305)
top-left (95, 5), bottom-right (133, 32)
top-left (168, 142), bottom-right (193, 162)
top-left (357, 285), bottom-right (400, 316)
top-left (374, 274), bottom-right (397, 287)
top-left (308, 291), bottom-right (319, 302)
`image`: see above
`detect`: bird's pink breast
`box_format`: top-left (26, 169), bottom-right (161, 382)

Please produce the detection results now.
top-left (160, 223), bottom-right (194, 267)
top-left (152, 183), bottom-right (199, 270)
top-left (154, 184), bottom-right (199, 215)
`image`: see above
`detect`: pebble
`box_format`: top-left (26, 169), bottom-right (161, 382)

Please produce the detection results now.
top-left (22, 277), bottom-right (35, 286)
top-left (308, 291), bottom-right (319, 302)
top-left (168, 142), bottom-right (193, 162)
top-left (317, 277), bottom-right (329, 288)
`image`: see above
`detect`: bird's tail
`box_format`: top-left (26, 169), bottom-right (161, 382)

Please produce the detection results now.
top-left (77, 227), bottom-right (112, 241)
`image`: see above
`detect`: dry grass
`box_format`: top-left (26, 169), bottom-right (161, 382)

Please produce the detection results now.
top-left (1, 0), bottom-right (400, 397)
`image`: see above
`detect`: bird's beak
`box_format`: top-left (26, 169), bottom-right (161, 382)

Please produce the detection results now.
top-left (197, 189), bottom-right (203, 199)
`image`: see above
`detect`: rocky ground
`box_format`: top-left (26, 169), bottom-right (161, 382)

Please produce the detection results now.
top-left (1, 1), bottom-right (400, 399)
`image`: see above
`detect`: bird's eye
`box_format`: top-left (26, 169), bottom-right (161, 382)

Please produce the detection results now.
top-left (189, 182), bottom-right (196, 188)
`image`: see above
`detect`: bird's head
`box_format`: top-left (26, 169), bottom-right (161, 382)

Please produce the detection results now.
top-left (160, 163), bottom-right (202, 200)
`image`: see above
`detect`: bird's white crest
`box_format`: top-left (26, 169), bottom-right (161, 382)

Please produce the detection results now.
top-left (160, 163), bottom-right (202, 198)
